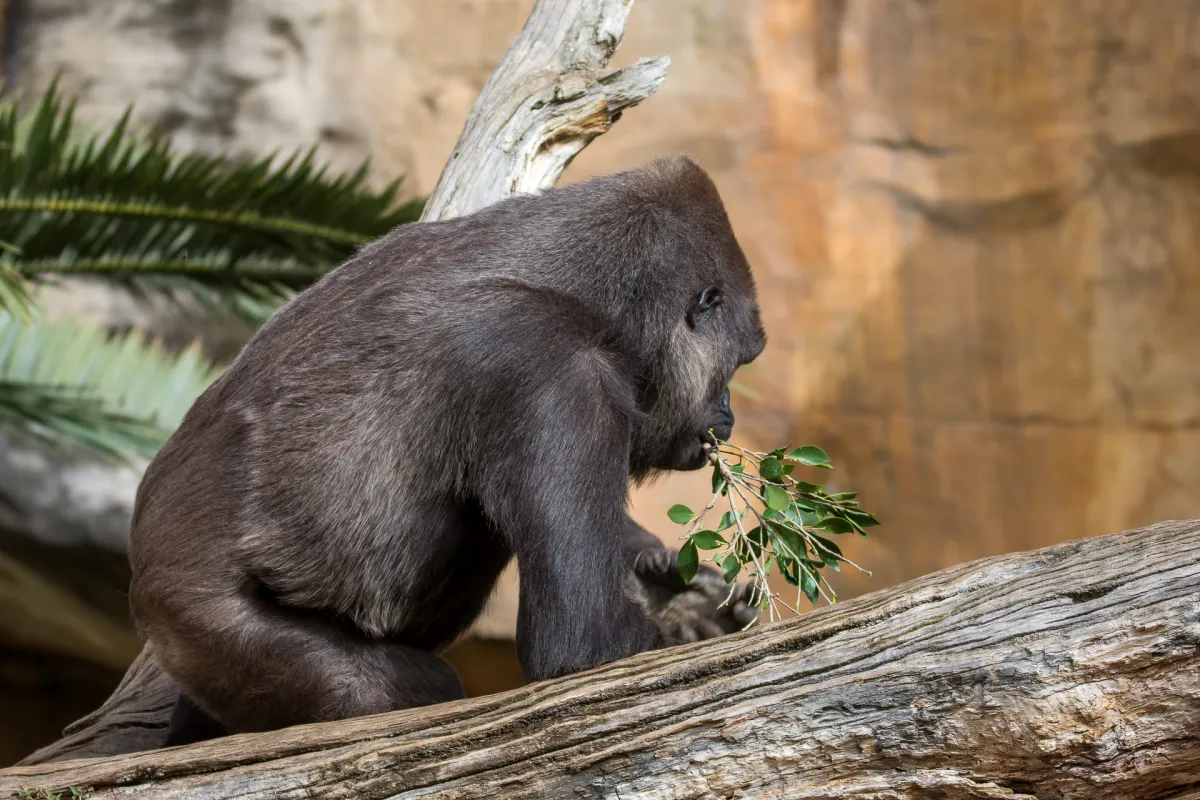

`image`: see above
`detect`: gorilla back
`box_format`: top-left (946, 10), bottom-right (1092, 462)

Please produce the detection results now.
top-left (129, 156), bottom-right (766, 738)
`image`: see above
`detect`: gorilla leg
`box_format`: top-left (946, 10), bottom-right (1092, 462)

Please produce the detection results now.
top-left (146, 586), bottom-right (465, 734)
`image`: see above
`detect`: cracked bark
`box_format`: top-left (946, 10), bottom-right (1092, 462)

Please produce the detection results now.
top-left (417, 0), bottom-right (668, 222)
top-left (2, 520), bottom-right (1198, 799)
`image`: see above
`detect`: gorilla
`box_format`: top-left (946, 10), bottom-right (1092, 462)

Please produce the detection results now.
top-left (128, 155), bottom-right (768, 744)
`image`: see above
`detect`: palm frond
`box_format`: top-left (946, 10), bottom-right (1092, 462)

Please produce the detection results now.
top-left (0, 79), bottom-right (422, 316)
top-left (0, 381), bottom-right (163, 461)
top-left (0, 313), bottom-right (223, 460)
top-left (0, 260), bottom-right (32, 319)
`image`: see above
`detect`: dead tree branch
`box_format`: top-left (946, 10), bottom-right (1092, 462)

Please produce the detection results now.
top-left (418, 0), bottom-right (669, 221)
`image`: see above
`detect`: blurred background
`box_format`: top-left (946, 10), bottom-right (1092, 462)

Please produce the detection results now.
top-left (3, 0), bottom-right (1200, 766)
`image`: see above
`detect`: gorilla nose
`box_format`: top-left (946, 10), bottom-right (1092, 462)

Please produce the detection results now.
top-left (710, 387), bottom-right (735, 441)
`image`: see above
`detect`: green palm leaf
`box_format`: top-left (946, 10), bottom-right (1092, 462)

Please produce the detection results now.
top-left (0, 79), bottom-right (421, 316)
top-left (0, 261), bottom-right (32, 319)
top-left (0, 313), bottom-right (222, 460)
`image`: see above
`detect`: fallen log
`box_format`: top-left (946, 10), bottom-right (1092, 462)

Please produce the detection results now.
top-left (11, 0), bottom-right (669, 768)
top-left (3, 520), bottom-right (1198, 799)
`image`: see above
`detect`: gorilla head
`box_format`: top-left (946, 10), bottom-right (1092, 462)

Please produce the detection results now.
top-left (558, 157), bottom-right (766, 475)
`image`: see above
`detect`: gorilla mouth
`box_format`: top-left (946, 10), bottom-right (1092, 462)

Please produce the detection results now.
top-left (692, 422), bottom-right (732, 469)
top-left (706, 421), bottom-right (734, 443)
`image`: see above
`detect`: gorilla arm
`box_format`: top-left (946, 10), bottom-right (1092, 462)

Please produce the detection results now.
top-left (479, 355), bottom-right (666, 682)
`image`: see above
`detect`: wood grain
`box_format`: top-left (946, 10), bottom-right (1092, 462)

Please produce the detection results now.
top-left (4, 520), bottom-right (1197, 799)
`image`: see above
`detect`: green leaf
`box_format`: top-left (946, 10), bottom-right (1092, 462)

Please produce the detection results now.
top-left (841, 514), bottom-right (866, 534)
top-left (810, 533), bottom-right (843, 567)
top-left (769, 523), bottom-right (806, 561)
top-left (718, 510), bottom-right (741, 531)
top-left (816, 516), bottom-right (856, 534)
top-left (690, 530), bottom-right (726, 550)
top-left (763, 483), bottom-right (790, 511)
top-left (739, 526), bottom-right (765, 561)
top-left (777, 555), bottom-right (799, 585)
top-left (729, 462), bottom-right (745, 475)
top-left (711, 463), bottom-right (726, 494)
top-left (846, 509), bottom-right (881, 528)
top-left (792, 507), bottom-right (821, 527)
top-left (667, 504), bottom-right (696, 525)
top-left (828, 491), bottom-right (858, 501)
top-left (677, 540), bottom-right (699, 585)
top-left (793, 481), bottom-right (825, 494)
top-left (782, 502), bottom-right (813, 521)
top-left (801, 568), bottom-right (820, 604)
top-left (721, 553), bottom-right (741, 583)
top-left (759, 456), bottom-right (784, 480)
top-left (786, 445), bottom-right (832, 468)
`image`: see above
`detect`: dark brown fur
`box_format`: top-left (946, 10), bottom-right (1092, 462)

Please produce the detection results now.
top-left (129, 156), bottom-right (766, 741)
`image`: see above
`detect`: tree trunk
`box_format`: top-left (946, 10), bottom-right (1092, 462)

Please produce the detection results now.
top-left (3, 520), bottom-right (1198, 799)
top-left (418, 0), bottom-right (668, 222)
top-left (11, 0), bottom-right (668, 769)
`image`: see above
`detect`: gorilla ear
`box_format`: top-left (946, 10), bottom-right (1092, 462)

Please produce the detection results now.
top-left (686, 286), bottom-right (724, 329)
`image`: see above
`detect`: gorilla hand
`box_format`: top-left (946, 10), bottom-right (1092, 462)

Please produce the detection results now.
top-left (624, 547), bottom-right (760, 644)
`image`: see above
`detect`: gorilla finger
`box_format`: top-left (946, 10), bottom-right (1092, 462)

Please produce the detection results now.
top-left (710, 603), bottom-right (750, 634)
top-left (675, 623), bottom-right (701, 644)
top-left (634, 548), bottom-right (695, 591)
top-left (728, 581), bottom-right (757, 602)
top-left (692, 617), bottom-right (727, 641)
top-left (731, 600), bottom-right (760, 628)
top-left (706, 580), bottom-right (749, 610)
top-left (632, 548), bottom-right (674, 579)
top-left (733, 583), bottom-right (765, 612)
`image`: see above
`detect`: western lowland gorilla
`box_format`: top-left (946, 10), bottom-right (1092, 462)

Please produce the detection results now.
top-left (129, 156), bottom-right (768, 744)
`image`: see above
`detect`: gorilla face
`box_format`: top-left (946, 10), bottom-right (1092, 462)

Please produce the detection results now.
top-left (636, 280), bottom-right (766, 475)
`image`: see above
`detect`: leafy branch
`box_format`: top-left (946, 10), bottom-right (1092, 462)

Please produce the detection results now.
top-left (667, 438), bottom-right (879, 623)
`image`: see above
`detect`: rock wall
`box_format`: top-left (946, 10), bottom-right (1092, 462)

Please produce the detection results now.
top-left (7, 0), bottom-right (1200, 635)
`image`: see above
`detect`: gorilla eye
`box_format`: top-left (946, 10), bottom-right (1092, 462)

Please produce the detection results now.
top-left (687, 286), bottom-right (724, 329)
